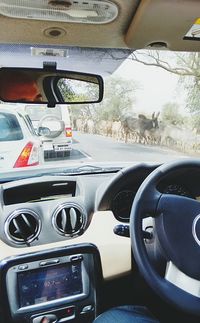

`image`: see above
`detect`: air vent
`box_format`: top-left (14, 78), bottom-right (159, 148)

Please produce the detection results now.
top-left (5, 209), bottom-right (41, 245)
top-left (52, 203), bottom-right (86, 237)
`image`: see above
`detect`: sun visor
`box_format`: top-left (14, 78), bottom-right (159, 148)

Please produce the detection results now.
top-left (125, 0), bottom-right (200, 51)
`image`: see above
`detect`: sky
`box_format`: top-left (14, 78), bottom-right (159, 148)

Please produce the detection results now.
top-left (113, 55), bottom-right (188, 116)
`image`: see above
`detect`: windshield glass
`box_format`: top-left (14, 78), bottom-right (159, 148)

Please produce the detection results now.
top-left (0, 48), bottom-right (199, 174)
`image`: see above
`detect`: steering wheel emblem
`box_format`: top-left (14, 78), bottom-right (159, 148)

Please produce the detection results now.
top-left (192, 214), bottom-right (200, 246)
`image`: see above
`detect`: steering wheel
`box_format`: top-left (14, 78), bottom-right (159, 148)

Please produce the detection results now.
top-left (130, 159), bottom-right (200, 316)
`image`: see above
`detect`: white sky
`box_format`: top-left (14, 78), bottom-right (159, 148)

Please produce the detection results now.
top-left (113, 57), bottom-right (188, 116)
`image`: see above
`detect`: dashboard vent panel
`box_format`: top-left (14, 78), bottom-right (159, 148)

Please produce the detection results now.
top-left (53, 203), bottom-right (86, 237)
top-left (5, 209), bottom-right (41, 245)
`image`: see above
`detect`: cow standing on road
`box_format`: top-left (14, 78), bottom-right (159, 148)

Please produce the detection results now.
top-left (122, 112), bottom-right (160, 144)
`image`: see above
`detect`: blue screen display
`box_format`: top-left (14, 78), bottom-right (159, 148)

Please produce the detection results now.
top-left (18, 262), bottom-right (83, 307)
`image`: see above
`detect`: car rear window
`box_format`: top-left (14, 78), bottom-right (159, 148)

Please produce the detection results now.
top-left (0, 112), bottom-right (23, 141)
top-left (25, 106), bottom-right (62, 121)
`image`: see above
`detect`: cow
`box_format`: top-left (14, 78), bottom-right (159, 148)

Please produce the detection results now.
top-left (97, 120), bottom-right (113, 137)
top-left (121, 112), bottom-right (160, 144)
top-left (112, 121), bottom-right (122, 141)
top-left (121, 117), bottom-right (137, 143)
top-left (86, 119), bottom-right (95, 134)
top-left (76, 118), bottom-right (85, 132)
top-left (161, 124), bottom-right (198, 152)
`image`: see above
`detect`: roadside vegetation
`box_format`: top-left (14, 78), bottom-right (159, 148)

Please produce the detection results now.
top-left (70, 51), bottom-right (200, 156)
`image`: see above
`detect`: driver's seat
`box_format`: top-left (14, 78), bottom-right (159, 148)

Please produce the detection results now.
top-left (93, 305), bottom-right (159, 323)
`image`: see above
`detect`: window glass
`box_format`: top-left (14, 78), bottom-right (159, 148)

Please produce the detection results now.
top-left (0, 113), bottom-right (23, 141)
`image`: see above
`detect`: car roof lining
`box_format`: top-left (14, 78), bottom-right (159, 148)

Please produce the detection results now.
top-left (0, 0), bottom-right (140, 48)
top-left (0, 1), bottom-right (198, 52)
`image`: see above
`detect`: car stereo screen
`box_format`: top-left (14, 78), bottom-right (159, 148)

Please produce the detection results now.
top-left (17, 262), bottom-right (83, 308)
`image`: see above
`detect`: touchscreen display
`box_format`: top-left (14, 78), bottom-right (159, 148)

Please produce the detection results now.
top-left (17, 262), bottom-right (83, 307)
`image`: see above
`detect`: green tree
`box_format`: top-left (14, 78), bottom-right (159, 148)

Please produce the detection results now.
top-left (126, 50), bottom-right (200, 130)
top-left (161, 102), bottom-right (184, 125)
top-left (129, 50), bottom-right (200, 114)
top-left (69, 76), bottom-right (139, 130)
top-left (57, 78), bottom-right (75, 101)
top-left (97, 76), bottom-right (138, 121)
top-left (58, 78), bottom-right (99, 103)
top-left (190, 113), bottom-right (200, 134)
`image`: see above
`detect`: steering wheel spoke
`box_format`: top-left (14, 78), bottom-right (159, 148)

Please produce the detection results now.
top-left (133, 185), bottom-right (161, 219)
top-left (165, 261), bottom-right (200, 298)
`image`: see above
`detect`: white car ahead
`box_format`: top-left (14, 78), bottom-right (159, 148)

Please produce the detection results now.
top-left (0, 105), bottom-right (43, 169)
top-left (25, 105), bottom-right (72, 160)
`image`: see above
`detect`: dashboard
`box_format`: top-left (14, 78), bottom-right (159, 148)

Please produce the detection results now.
top-left (0, 174), bottom-right (108, 248)
top-left (111, 182), bottom-right (195, 222)
top-left (1, 162), bottom-right (200, 323)
top-left (0, 163), bottom-right (199, 249)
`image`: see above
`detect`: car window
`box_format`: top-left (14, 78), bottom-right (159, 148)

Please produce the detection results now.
top-left (25, 106), bottom-right (62, 121)
top-left (0, 112), bottom-right (23, 141)
top-left (22, 114), bottom-right (37, 136)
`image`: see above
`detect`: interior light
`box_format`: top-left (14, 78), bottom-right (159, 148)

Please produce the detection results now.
top-left (0, 0), bottom-right (118, 24)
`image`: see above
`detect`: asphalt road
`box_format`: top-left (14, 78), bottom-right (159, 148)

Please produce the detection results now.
top-left (48, 131), bottom-right (188, 164)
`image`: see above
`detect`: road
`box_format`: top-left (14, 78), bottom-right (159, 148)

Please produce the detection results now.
top-left (46, 131), bottom-right (188, 164)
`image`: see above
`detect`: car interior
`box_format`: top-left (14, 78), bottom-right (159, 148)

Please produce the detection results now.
top-left (0, 1), bottom-right (200, 323)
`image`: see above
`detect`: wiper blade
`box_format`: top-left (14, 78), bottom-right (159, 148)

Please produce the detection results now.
top-left (0, 165), bottom-right (122, 183)
top-left (70, 164), bottom-right (118, 174)
top-left (48, 165), bottom-right (122, 175)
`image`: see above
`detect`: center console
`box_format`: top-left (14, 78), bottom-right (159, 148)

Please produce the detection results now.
top-left (0, 244), bottom-right (102, 323)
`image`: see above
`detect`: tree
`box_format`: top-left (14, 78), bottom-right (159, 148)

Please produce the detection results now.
top-left (70, 76), bottom-right (139, 130)
top-left (57, 78), bottom-right (75, 101)
top-left (119, 50), bottom-right (200, 131)
top-left (63, 81), bottom-right (102, 129)
top-left (190, 113), bottom-right (200, 134)
top-left (128, 51), bottom-right (200, 77)
top-left (97, 76), bottom-right (138, 121)
top-left (161, 102), bottom-right (184, 125)
top-left (127, 51), bottom-right (200, 114)
top-left (58, 78), bottom-right (99, 104)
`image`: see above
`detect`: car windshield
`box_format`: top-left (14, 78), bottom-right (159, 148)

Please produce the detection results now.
top-left (0, 46), bottom-right (199, 176)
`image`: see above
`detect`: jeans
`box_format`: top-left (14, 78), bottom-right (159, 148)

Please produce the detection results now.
top-left (93, 305), bottom-right (160, 323)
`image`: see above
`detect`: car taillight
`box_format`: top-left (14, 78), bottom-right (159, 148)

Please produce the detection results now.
top-left (65, 127), bottom-right (72, 137)
top-left (14, 142), bottom-right (39, 168)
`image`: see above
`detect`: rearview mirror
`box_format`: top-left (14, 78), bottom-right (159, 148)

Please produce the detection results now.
top-left (0, 67), bottom-right (103, 106)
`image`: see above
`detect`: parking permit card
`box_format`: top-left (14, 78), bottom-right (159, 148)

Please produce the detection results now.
top-left (184, 18), bottom-right (200, 40)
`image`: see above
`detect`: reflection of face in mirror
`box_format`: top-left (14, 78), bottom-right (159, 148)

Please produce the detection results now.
top-left (0, 71), bottom-right (42, 102)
